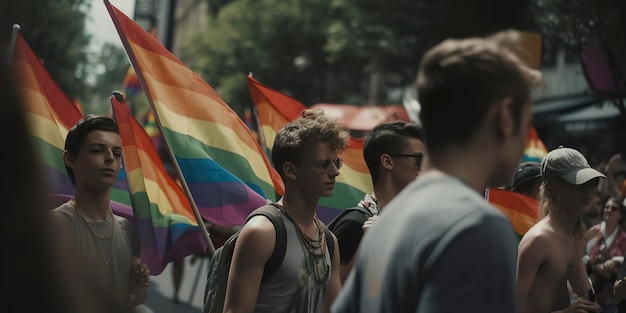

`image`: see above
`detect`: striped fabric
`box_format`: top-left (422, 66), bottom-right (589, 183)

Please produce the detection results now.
top-left (522, 126), bottom-right (548, 163)
top-left (248, 76), bottom-right (372, 223)
top-left (12, 33), bottom-right (132, 214)
top-left (122, 66), bottom-right (142, 98)
top-left (111, 95), bottom-right (206, 274)
top-left (487, 188), bottom-right (539, 238)
top-left (106, 1), bottom-right (282, 226)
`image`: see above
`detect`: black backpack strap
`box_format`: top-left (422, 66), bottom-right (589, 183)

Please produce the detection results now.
top-left (245, 203), bottom-right (286, 283)
top-left (349, 206), bottom-right (374, 217)
top-left (328, 206), bottom-right (374, 231)
top-left (323, 225), bottom-right (335, 259)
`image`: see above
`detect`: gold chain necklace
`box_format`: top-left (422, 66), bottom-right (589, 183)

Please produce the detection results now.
top-left (70, 199), bottom-right (114, 266)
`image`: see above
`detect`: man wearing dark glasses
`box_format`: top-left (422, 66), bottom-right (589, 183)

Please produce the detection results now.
top-left (328, 120), bottom-right (424, 283)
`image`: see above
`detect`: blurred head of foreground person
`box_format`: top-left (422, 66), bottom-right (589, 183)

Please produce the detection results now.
top-left (331, 30), bottom-right (543, 313)
top-left (517, 146), bottom-right (605, 313)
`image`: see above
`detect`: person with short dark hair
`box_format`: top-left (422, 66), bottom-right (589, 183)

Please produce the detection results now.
top-left (224, 109), bottom-right (346, 313)
top-left (517, 146), bottom-right (604, 313)
top-left (50, 114), bottom-right (150, 307)
top-left (332, 30), bottom-right (543, 312)
top-left (331, 120), bottom-right (424, 283)
top-left (510, 161), bottom-right (542, 199)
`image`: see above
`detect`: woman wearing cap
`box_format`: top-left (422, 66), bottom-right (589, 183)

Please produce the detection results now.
top-left (586, 196), bottom-right (626, 313)
top-left (517, 146), bottom-right (604, 313)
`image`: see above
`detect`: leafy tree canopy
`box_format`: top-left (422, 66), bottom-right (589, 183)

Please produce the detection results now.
top-left (531, 0), bottom-right (626, 48)
top-left (3, 0), bottom-right (92, 100)
top-left (183, 0), bottom-right (535, 108)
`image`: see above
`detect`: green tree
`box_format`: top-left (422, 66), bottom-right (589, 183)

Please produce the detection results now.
top-left (4, 0), bottom-right (92, 100)
top-left (326, 0), bottom-right (535, 104)
top-left (84, 43), bottom-right (131, 114)
top-left (530, 0), bottom-right (626, 115)
top-left (181, 0), bottom-right (334, 113)
top-left (531, 0), bottom-right (625, 47)
top-left (183, 0), bottom-right (535, 109)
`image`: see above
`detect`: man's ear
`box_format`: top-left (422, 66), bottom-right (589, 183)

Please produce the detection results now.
top-left (62, 150), bottom-right (73, 168)
top-left (282, 162), bottom-right (297, 180)
top-left (380, 154), bottom-right (393, 171)
top-left (494, 97), bottom-right (515, 141)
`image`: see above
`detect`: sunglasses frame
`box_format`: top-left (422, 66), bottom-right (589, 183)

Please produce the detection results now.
top-left (307, 158), bottom-right (343, 171)
top-left (386, 152), bottom-right (423, 168)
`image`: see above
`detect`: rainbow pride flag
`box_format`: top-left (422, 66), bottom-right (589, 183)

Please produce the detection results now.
top-left (106, 1), bottom-right (281, 226)
top-left (111, 94), bottom-right (207, 274)
top-left (12, 33), bottom-right (132, 215)
top-left (248, 75), bottom-right (372, 223)
top-left (522, 126), bottom-right (548, 163)
top-left (122, 66), bottom-right (142, 98)
top-left (486, 188), bottom-right (539, 238)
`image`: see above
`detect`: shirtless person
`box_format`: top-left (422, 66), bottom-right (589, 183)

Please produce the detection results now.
top-left (517, 146), bottom-right (604, 313)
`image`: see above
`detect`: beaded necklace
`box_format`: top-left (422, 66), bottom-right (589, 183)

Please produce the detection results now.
top-left (70, 199), bottom-right (114, 266)
top-left (274, 203), bottom-right (329, 283)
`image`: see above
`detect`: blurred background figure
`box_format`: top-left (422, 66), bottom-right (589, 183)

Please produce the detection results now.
top-left (509, 162), bottom-right (542, 199)
top-left (586, 196), bottom-right (626, 313)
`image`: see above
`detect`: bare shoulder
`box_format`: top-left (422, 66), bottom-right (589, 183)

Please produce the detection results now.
top-left (236, 215), bottom-right (277, 258)
top-left (241, 215), bottom-right (277, 236)
top-left (519, 219), bottom-right (555, 253)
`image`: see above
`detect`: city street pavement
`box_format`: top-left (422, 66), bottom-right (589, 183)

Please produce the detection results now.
top-left (142, 255), bottom-right (210, 313)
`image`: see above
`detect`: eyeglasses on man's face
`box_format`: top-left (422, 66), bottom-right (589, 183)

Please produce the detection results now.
top-left (306, 158), bottom-right (343, 171)
top-left (387, 153), bottom-right (423, 168)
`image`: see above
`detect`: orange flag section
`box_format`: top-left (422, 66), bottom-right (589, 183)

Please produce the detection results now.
top-left (487, 188), bottom-right (540, 237)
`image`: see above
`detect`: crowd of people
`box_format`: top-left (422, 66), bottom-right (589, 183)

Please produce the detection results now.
top-left (7, 25), bottom-right (626, 313)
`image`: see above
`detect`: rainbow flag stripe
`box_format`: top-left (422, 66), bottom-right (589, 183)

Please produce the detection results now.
top-left (111, 95), bottom-right (206, 274)
top-left (13, 33), bottom-right (132, 211)
top-left (487, 188), bottom-right (539, 238)
top-left (106, 1), bottom-right (280, 226)
top-left (522, 126), bottom-right (548, 163)
top-left (122, 66), bottom-right (142, 98)
top-left (248, 76), bottom-right (372, 223)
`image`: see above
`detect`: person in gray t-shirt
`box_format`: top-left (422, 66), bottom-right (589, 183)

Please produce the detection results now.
top-left (332, 30), bottom-right (543, 313)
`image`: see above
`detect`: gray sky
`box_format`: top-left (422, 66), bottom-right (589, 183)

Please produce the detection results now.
top-left (86, 0), bottom-right (135, 52)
